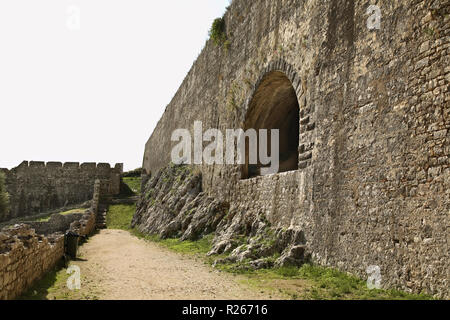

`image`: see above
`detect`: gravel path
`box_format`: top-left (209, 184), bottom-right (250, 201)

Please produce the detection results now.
top-left (74, 229), bottom-right (283, 300)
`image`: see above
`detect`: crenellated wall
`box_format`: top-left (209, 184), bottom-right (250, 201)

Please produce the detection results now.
top-left (0, 161), bottom-right (122, 222)
top-left (142, 0), bottom-right (449, 297)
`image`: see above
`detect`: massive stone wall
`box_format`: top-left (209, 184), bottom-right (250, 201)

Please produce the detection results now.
top-left (142, 0), bottom-right (449, 297)
top-left (0, 161), bottom-right (123, 222)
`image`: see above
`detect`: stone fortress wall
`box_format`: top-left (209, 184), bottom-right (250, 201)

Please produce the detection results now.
top-left (0, 161), bottom-right (122, 222)
top-left (142, 0), bottom-right (449, 297)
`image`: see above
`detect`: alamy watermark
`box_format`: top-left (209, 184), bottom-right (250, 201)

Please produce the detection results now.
top-left (66, 5), bottom-right (81, 31)
top-left (366, 265), bottom-right (382, 290)
top-left (171, 121), bottom-right (280, 175)
top-left (366, 5), bottom-right (381, 30)
top-left (67, 265), bottom-right (81, 290)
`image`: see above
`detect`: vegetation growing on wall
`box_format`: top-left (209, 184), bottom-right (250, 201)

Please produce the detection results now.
top-left (0, 172), bottom-right (9, 219)
top-left (226, 81), bottom-right (240, 113)
top-left (209, 17), bottom-right (228, 47)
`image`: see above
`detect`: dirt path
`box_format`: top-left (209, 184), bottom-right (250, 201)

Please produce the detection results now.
top-left (73, 229), bottom-right (284, 300)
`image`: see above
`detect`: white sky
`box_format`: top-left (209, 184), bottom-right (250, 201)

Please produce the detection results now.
top-left (0, 0), bottom-right (230, 171)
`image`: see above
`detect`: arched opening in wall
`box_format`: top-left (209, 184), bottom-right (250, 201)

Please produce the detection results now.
top-left (242, 71), bottom-right (299, 179)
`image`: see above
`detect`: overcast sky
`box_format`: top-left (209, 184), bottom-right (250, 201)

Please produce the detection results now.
top-left (0, 0), bottom-right (229, 171)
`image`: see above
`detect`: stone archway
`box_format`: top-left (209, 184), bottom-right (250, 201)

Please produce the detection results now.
top-left (242, 70), bottom-right (300, 179)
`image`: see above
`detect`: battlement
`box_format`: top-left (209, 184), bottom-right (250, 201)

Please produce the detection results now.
top-left (8, 161), bottom-right (123, 173)
top-left (1, 161), bottom-right (122, 222)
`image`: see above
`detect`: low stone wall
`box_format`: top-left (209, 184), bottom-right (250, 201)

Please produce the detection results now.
top-left (69, 209), bottom-right (97, 238)
top-left (0, 225), bottom-right (64, 300)
top-left (0, 209), bottom-right (98, 300)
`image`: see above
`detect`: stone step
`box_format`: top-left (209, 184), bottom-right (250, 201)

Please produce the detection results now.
top-left (96, 209), bottom-right (108, 229)
top-left (96, 214), bottom-right (107, 221)
top-left (96, 223), bottom-right (107, 229)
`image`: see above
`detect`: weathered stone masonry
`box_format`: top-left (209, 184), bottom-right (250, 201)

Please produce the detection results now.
top-left (142, 1), bottom-right (449, 297)
top-left (0, 180), bottom-right (102, 300)
top-left (0, 161), bottom-right (122, 222)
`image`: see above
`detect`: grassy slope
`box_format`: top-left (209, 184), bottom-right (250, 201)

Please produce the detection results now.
top-left (106, 204), bottom-right (136, 230)
top-left (122, 177), bottom-right (141, 194)
top-left (108, 204), bottom-right (434, 300)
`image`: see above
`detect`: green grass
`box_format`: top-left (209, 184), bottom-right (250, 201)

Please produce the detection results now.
top-left (214, 263), bottom-right (435, 300)
top-left (19, 266), bottom-right (100, 300)
top-left (60, 208), bottom-right (86, 215)
top-left (106, 204), bottom-right (136, 230)
top-left (34, 208), bottom-right (86, 222)
top-left (105, 203), bottom-right (213, 256)
top-left (19, 266), bottom-right (74, 300)
top-left (131, 229), bottom-right (214, 256)
top-left (122, 177), bottom-right (141, 194)
top-left (0, 207), bottom-right (88, 228)
top-left (209, 17), bottom-right (227, 46)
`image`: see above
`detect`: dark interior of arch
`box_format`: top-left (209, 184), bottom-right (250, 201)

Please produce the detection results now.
top-left (242, 71), bottom-right (299, 179)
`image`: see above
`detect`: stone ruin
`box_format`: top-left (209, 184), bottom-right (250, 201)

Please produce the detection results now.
top-left (0, 180), bottom-right (102, 300)
top-left (0, 161), bottom-right (122, 222)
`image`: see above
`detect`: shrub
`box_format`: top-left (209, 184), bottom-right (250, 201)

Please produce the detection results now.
top-left (0, 172), bottom-right (10, 218)
top-left (209, 17), bottom-right (227, 46)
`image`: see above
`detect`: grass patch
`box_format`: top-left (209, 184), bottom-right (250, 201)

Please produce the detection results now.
top-left (0, 206), bottom-right (89, 228)
top-left (19, 266), bottom-right (69, 300)
top-left (59, 208), bottom-right (86, 215)
top-left (131, 229), bottom-right (214, 256)
top-left (106, 203), bottom-right (213, 257)
top-left (214, 262), bottom-right (435, 300)
top-left (122, 177), bottom-right (141, 194)
top-left (106, 204), bottom-right (136, 230)
top-left (34, 208), bottom-right (86, 222)
top-left (19, 260), bottom-right (100, 300)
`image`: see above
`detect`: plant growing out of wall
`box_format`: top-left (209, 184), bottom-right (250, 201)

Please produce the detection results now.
top-left (226, 81), bottom-right (241, 113)
top-left (209, 17), bottom-right (228, 47)
top-left (0, 172), bottom-right (10, 218)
